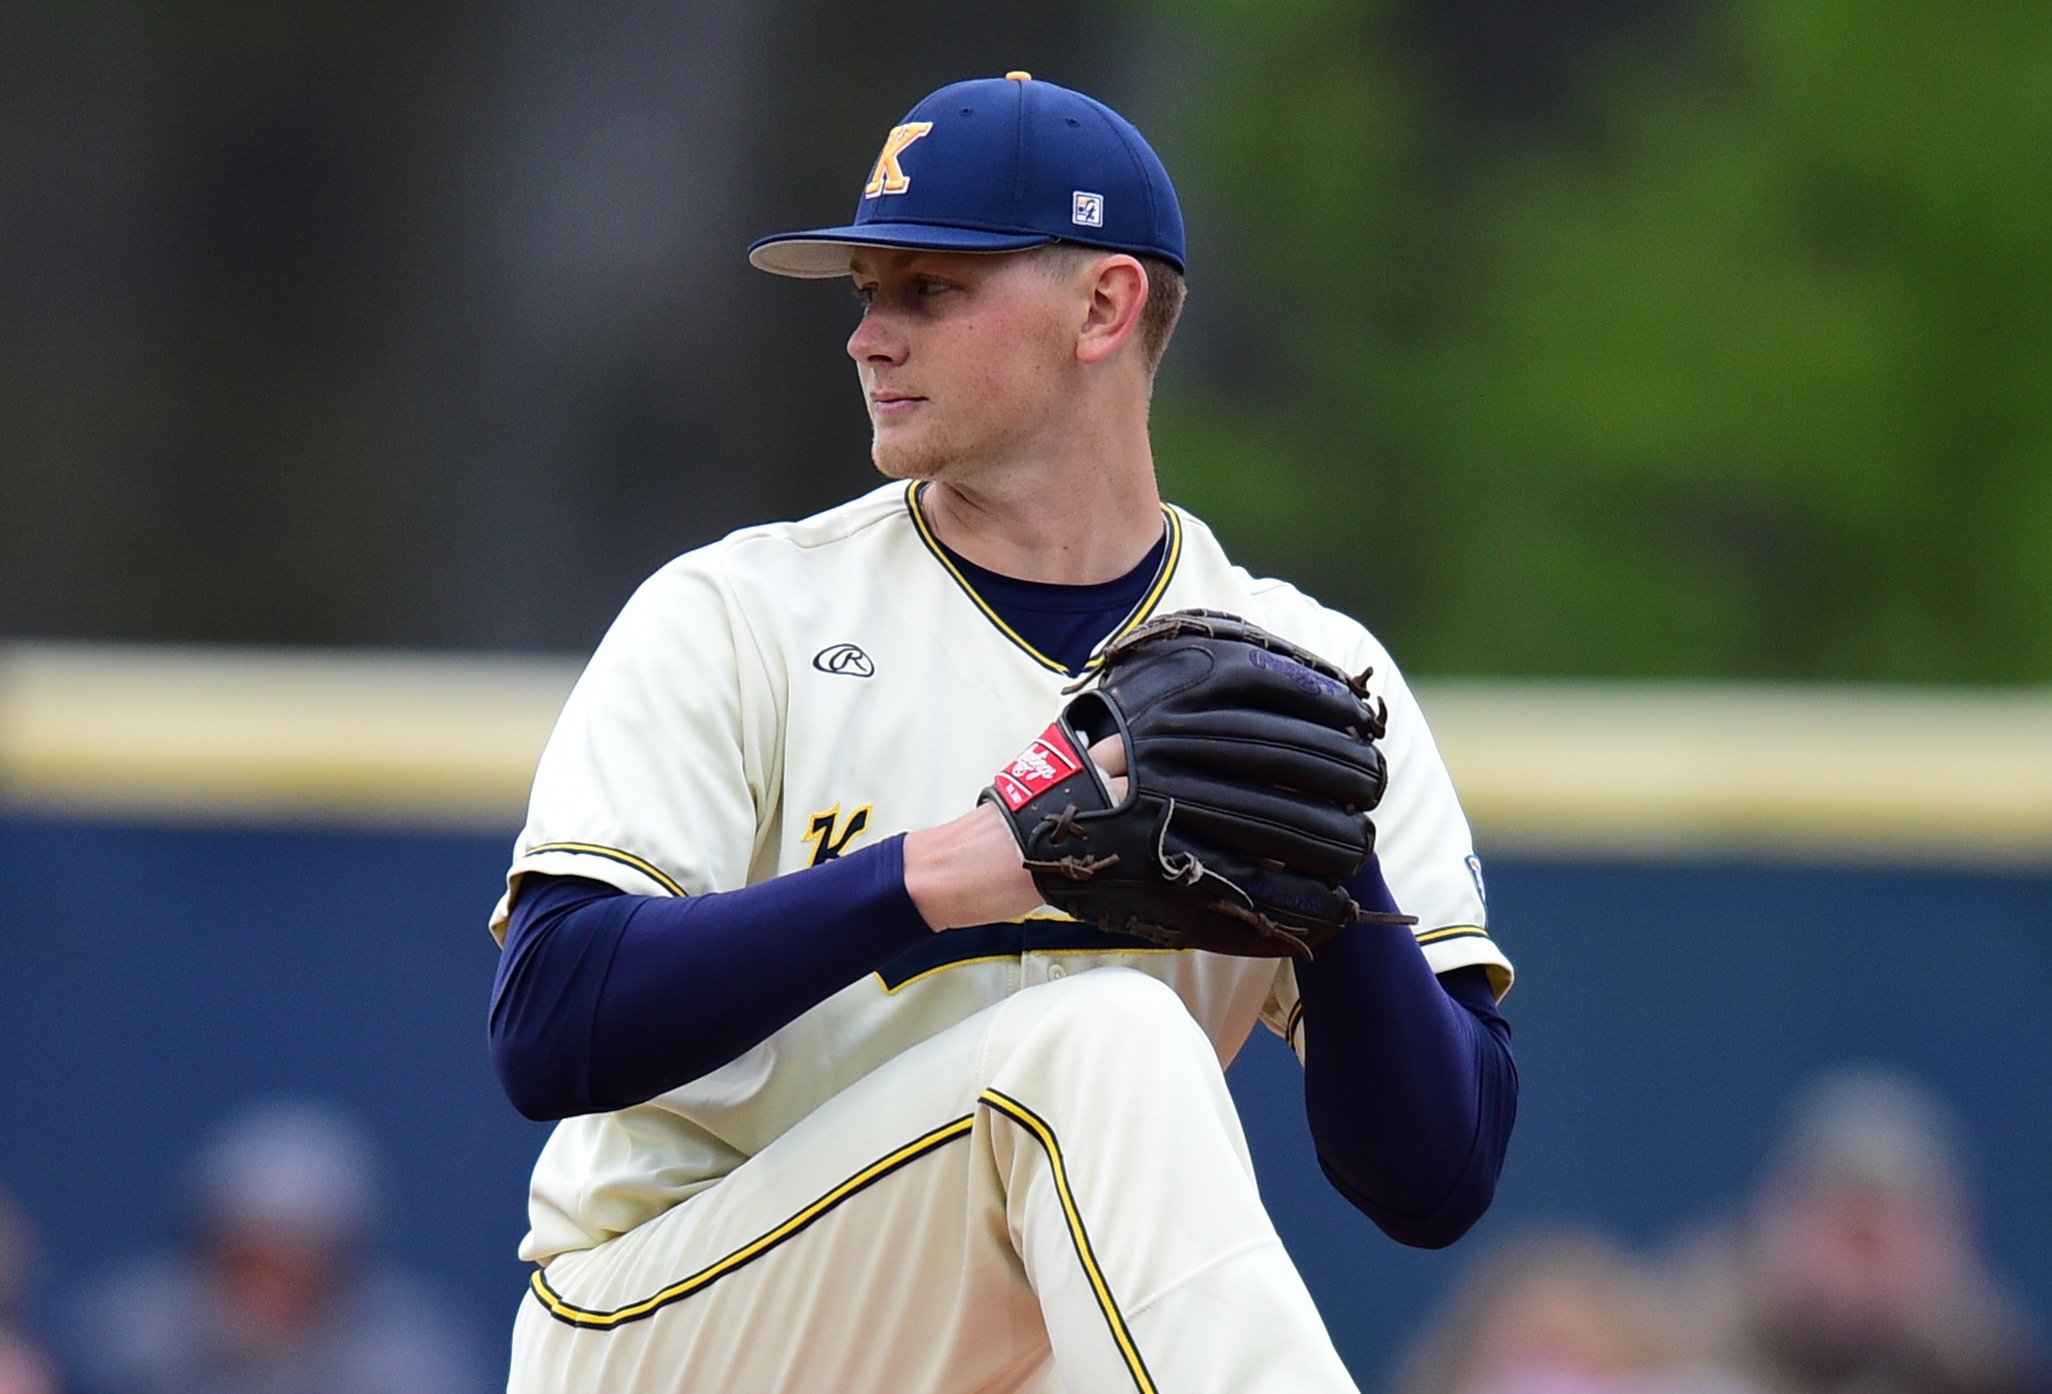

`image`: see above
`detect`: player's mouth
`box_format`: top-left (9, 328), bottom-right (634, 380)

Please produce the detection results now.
top-left (870, 391), bottom-right (926, 420)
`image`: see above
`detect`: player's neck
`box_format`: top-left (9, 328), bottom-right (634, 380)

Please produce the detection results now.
top-left (921, 476), bottom-right (1162, 585)
top-left (919, 434), bottom-right (1162, 586)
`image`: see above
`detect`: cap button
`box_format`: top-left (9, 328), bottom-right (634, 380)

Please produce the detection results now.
top-left (1004, 70), bottom-right (1032, 82)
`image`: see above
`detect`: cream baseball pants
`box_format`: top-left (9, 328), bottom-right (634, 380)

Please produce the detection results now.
top-left (507, 968), bottom-right (1360, 1393)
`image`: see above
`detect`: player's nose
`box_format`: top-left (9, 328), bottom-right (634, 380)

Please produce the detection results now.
top-left (846, 303), bottom-right (907, 366)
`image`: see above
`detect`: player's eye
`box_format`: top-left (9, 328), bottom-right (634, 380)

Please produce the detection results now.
top-left (915, 277), bottom-right (950, 296)
top-left (850, 284), bottom-right (877, 306)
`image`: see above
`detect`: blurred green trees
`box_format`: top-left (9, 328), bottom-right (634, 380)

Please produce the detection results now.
top-left (7, 2), bottom-right (2045, 676)
top-left (1153, 0), bottom-right (2052, 681)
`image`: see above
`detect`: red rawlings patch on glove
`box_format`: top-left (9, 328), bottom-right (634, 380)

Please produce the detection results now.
top-left (991, 722), bottom-right (1085, 812)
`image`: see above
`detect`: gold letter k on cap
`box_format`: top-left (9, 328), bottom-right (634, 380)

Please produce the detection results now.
top-left (863, 122), bottom-right (934, 197)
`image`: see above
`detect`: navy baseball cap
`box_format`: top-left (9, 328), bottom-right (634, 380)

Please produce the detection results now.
top-left (748, 72), bottom-right (1185, 278)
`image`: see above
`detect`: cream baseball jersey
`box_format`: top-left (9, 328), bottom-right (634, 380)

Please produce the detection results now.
top-left (491, 480), bottom-right (1512, 1264)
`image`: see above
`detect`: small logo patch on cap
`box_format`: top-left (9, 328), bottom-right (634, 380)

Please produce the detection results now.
top-left (1072, 191), bottom-right (1104, 228)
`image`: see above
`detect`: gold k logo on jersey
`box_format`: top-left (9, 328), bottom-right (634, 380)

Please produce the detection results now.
top-left (803, 803), bottom-right (873, 866)
top-left (862, 122), bottom-right (933, 197)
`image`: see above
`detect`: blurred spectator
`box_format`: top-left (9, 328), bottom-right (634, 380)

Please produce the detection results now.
top-left (0, 1188), bottom-right (61, 1394)
top-left (60, 1099), bottom-right (494, 1394)
top-left (1663, 1066), bottom-right (2047, 1394)
top-left (1390, 1227), bottom-right (1750, 1394)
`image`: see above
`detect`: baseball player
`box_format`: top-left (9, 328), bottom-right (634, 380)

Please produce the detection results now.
top-left (488, 73), bottom-right (1516, 1394)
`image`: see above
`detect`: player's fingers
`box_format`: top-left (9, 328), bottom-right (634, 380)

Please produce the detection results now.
top-left (1085, 736), bottom-right (1131, 804)
top-left (1088, 734), bottom-right (1127, 777)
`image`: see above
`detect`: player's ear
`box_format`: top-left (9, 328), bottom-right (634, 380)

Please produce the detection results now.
top-left (1075, 254), bottom-right (1147, 368)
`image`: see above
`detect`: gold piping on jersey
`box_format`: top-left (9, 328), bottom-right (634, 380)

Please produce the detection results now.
top-left (1284, 1000), bottom-right (1305, 1051)
top-left (528, 1113), bottom-right (977, 1329)
top-left (1415, 925), bottom-right (1490, 946)
top-left (875, 950), bottom-right (1027, 992)
top-left (524, 842), bottom-right (688, 898)
top-left (903, 482), bottom-right (1183, 677)
top-left (980, 1088), bottom-right (1158, 1394)
top-left (1412, 925), bottom-right (1511, 1000)
top-left (875, 941), bottom-right (1184, 995)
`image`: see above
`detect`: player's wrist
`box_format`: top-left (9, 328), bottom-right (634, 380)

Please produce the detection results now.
top-left (902, 803), bottom-right (1041, 931)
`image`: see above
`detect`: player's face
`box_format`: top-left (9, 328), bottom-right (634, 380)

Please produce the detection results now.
top-left (846, 248), bottom-right (1084, 482)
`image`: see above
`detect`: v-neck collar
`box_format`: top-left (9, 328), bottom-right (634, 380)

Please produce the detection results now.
top-left (903, 481), bottom-right (1183, 676)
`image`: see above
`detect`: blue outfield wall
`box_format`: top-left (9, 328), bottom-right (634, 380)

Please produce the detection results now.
top-left (3, 813), bottom-right (2048, 1387)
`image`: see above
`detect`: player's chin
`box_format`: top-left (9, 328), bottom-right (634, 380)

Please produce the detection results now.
top-left (869, 426), bottom-right (955, 481)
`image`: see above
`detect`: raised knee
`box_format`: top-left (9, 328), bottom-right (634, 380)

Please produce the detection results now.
top-left (1010, 967), bottom-right (1208, 1059)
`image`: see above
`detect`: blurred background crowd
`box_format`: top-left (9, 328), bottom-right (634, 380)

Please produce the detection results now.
top-left (0, 1101), bottom-right (493, 1394)
top-left (1394, 1069), bottom-right (2045, 1394)
top-left (3, 1), bottom-right (2048, 1391)
top-left (0, 1068), bottom-right (2043, 1394)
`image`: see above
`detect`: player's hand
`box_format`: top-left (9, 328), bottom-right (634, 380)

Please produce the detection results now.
top-left (903, 737), bottom-right (1128, 933)
top-left (902, 802), bottom-right (1044, 932)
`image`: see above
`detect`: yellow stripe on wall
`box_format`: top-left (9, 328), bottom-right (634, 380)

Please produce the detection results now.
top-left (1417, 680), bottom-right (2052, 866)
top-left (3, 643), bottom-right (2048, 864)
top-left (0, 642), bottom-right (577, 829)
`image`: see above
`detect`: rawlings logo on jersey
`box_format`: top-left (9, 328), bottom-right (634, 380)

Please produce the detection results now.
top-left (991, 724), bottom-right (1083, 812)
top-left (812, 643), bottom-right (875, 678)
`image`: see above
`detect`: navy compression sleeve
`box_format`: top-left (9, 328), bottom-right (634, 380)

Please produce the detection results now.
top-left (489, 839), bottom-right (933, 1121)
top-left (1294, 859), bottom-right (1517, 1248)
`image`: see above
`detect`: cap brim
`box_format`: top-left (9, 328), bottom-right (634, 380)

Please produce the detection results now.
top-left (747, 222), bottom-right (1053, 278)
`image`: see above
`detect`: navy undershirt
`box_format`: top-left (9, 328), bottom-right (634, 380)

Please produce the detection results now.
top-left (942, 526), bottom-right (1169, 674)
top-left (490, 535), bottom-right (1516, 1247)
